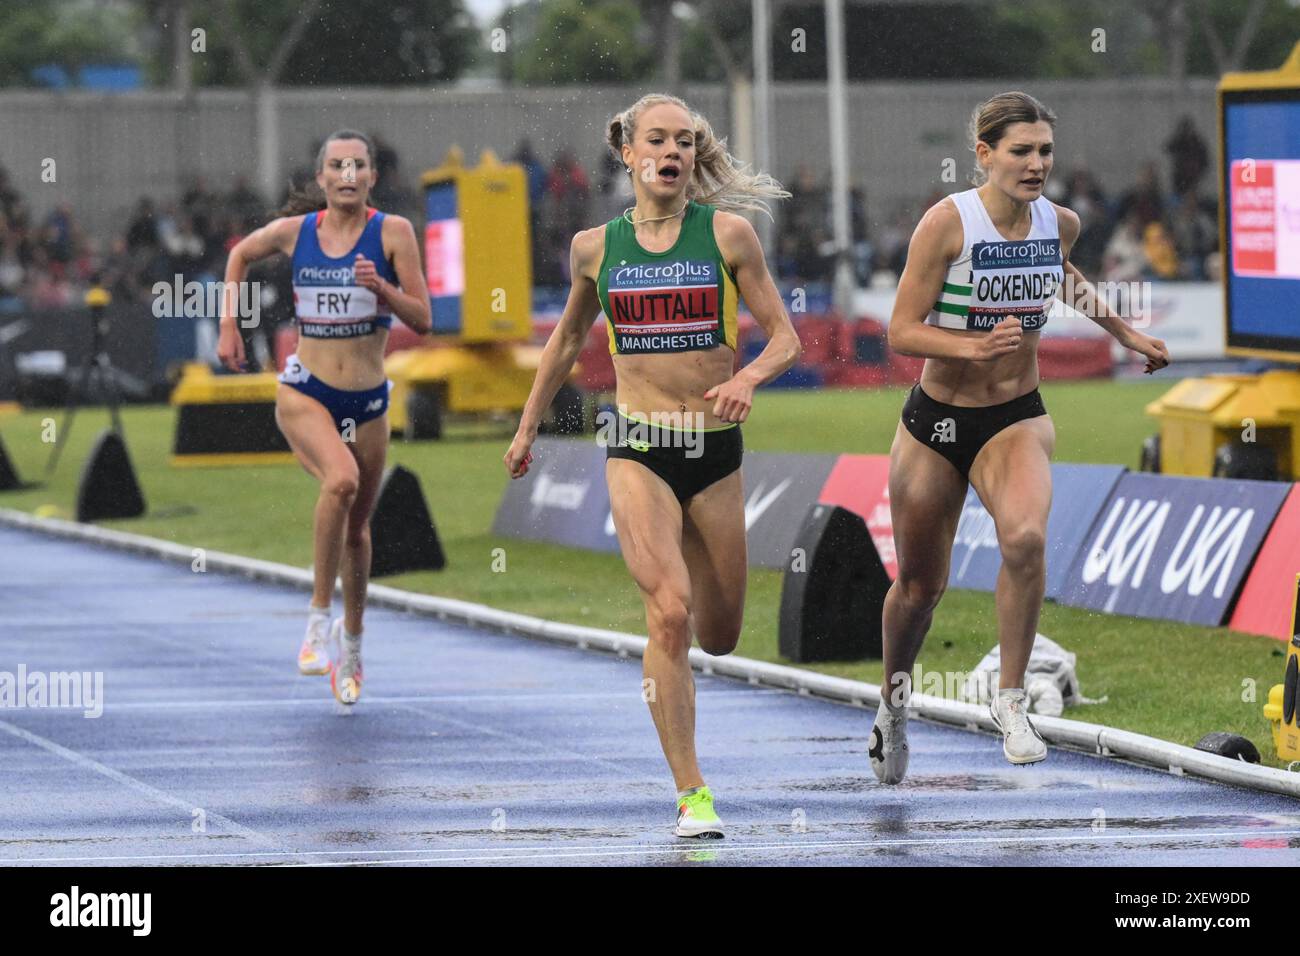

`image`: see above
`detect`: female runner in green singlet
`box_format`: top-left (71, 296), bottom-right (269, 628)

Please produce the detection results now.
top-left (504, 94), bottom-right (801, 838)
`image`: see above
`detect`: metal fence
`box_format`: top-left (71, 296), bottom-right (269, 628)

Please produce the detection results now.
top-left (1, 78), bottom-right (1217, 239)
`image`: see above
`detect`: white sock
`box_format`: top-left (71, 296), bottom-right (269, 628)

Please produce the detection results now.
top-left (308, 604), bottom-right (330, 633)
top-left (677, 785), bottom-right (703, 801)
top-left (342, 629), bottom-right (362, 653)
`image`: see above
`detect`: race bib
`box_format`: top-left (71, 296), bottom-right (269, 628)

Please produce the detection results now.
top-left (965, 238), bottom-right (1063, 332)
top-left (606, 259), bottom-right (720, 354)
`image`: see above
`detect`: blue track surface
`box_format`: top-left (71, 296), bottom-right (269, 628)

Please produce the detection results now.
top-left (1, 524), bottom-right (1298, 866)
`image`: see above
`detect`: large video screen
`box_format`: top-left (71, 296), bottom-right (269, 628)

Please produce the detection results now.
top-left (1223, 89), bottom-right (1300, 356)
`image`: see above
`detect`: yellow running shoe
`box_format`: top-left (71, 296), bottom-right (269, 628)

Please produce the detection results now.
top-left (675, 786), bottom-right (724, 839)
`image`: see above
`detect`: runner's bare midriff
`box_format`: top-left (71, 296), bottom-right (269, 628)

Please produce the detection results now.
top-left (295, 333), bottom-right (389, 391)
top-left (919, 329), bottom-right (1042, 406)
top-left (613, 348), bottom-right (737, 427)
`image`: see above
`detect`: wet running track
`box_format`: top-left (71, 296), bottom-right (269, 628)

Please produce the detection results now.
top-left (1, 524), bottom-right (1298, 867)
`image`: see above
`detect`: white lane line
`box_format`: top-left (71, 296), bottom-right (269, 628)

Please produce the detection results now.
top-left (14, 688), bottom-right (780, 713)
top-left (0, 717), bottom-right (278, 849)
top-left (6, 828), bottom-right (1299, 866)
top-left (289, 829), bottom-right (1300, 865)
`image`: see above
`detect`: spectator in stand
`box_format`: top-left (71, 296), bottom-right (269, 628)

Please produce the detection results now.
top-left (792, 227), bottom-right (833, 283)
top-left (27, 249), bottom-right (72, 309)
top-left (513, 138), bottom-right (553, 283)
top-left (70, 233), bottom-right (97, 288)
top-left (1143, 220), bottom-right (1180, 280)
top-left (163, 212), bottom-right (206, 276)
top-left (849, 183), bottom-right (873, 285)
top-left (786, 164), bottom-right (827, 238)
top-left (873, 203), bottom-right (916, 282)
top-left (547, 150), bottom-right (590, 236)
top-left (1167, 190), bottom-right (1218, 280)
top-left (542, 150), bottom-right (590, 284)
top-left (227, 175), bottom-right (264, 226)
top-left (594, 146), bottom-right (632, 225)
top-left (126, 197), bottom-right (159, 251)
top-left (1165, 116), bottom-right (1210, 198)
top-left (99, 235), bottom-right (144, 303)
top-left (1115, 161), bottom-right (1164, 230)
top-left (42, 203), bottom-right (76, 264)
top-left (371, 137), bottom-right (420, 223)
top-left (1061, 168), bottom-right (1111, 276)
top-left (513, 138), bottom-right (548, 210)
top-left (0, 165), bottom-right (22, 224)
top-left (1102, 208), bottom-right (1150, 284)
top-left (0, 228), bottom-right (25, 309)
top-left (181, 175), bottom-right (219, 250)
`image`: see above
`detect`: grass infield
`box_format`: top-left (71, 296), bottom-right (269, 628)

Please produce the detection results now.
top-left (0, 379), bottom-right (1290, 768)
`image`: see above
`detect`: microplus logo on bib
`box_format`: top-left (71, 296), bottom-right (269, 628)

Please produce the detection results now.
top-left (296, 264), bottom-right (354, 284)
top-left (973, 238), bottom-right (1061, 269)
top-left (609, 260), bottom-right (714, 286)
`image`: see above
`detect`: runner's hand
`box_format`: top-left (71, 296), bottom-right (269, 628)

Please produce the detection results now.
top-left (973, 315), bottom-right (1023, 360)
top-left (216, 320), bottom-right (247, 372)
top-left (1123, 329), bottom-right (1171, 375)
top-left (504, 432), bottom-right (534, 478)
top-left (354, 253), bottom-right (382, 293)
top-left (703, 376), bottom-right (754, 423)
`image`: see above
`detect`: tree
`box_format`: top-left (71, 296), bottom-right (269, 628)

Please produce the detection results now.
top-left (0, 0), bottom-right (141, 87)
top-left (680, 0), bottom-right (756, 83)
top-left (504, 0), bottom-right (656, 85)
top-left (144, 0), bottom-right (477, 87)
top-left (1187, 0), bottom-right (1300, 75)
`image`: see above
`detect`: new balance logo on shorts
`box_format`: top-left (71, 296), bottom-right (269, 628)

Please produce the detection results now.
top-left (365, 398), bottom-right (383, 412)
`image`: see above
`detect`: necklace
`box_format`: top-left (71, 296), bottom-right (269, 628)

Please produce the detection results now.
top-left (622, 199), bottom-right (689, 226)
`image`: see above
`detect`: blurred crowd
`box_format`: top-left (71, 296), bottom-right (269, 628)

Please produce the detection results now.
top-left (0, 117), bottom-right (1221, 318)
top-left (775, 117), bottom-right (1221, 288)
top-left (520, 117), bottom-right (1221, 292)
top-left (0, 164), bottom-right (269, 314)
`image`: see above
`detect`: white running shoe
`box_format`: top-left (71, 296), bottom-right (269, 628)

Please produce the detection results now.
top-left (297, 613), bottom-right (332, 676)
top-left (329, 620), bottom-right (363, 706)
top-left (869, 701), bottom-right (910, 784)
top-left (990, 688), bottom-right (1047, 765)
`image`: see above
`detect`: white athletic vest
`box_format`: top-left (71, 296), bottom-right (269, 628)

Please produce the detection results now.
top-left (926, 189), bottom-right (1063, 333)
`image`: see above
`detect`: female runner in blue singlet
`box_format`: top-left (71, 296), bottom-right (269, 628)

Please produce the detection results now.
top-left (869, 93), bottom-right (1171, 782)
top-left (217, 129), bottom-right (431, 707)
